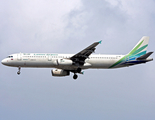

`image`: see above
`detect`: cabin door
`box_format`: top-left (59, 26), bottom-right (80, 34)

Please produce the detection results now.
top-left (48, 55), bottom-right (52, 61)
top-left (17, 53), bottom-right (22, 60)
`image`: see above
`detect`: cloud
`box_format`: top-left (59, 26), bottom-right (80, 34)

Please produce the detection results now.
top-left (63, 0), bottom-right (155, 54)
top-left (63, 0), bottom-right (128, 53)
top-left (0, 0), bottom-right (82, 53)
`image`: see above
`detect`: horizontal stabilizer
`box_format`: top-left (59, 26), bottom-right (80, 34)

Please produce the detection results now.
top-left (137, 52), bottom-right (153, 60)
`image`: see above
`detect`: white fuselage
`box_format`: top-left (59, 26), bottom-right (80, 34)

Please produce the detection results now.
top-left (1, 36), bottom-right (153, 79)
top-left (1, 53), bottom-right (125, 70)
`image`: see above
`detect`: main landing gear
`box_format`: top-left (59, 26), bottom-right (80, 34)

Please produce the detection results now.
top-left (17, 66), bottom-right (21, 75)
top-left (73, 67), bottom-right (81, 80)
top-left (73, 74), bottom-right (78, 80)
top-left (77, 68), bottom-right (81, 73)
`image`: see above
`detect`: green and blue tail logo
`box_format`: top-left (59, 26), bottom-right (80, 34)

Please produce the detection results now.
top-left (128, 36), bottom-right (149, 57)
top-left (109, 36), bottom-right (149, 68)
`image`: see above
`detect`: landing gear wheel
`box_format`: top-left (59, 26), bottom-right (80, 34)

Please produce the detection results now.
top-left (17, 71), bottom-right (20, 75)
top-left (73, 74), bottom-right (78, 80)
top-left (77, 68), bottom-right (81, 73)
top-left (17, 66), bottom-right (21, 75)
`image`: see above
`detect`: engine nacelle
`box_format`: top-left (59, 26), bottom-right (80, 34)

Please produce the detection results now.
top-left (58, 59), bottom-right (73, 66)
top-left (51, 69), bottom-right (70, 76)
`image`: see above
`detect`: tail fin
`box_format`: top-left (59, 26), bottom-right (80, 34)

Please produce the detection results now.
top-left (128, 36), bottom-right (149, 56)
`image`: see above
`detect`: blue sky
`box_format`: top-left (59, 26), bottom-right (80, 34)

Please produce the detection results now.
top-left (0, 0), bottom-right (155, 120)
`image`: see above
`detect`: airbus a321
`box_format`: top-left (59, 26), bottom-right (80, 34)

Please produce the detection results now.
top-left (1, 36), bottom-right (153, 79)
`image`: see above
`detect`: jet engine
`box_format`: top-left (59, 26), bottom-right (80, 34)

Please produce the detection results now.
top-left (51, 69), bottom-right (70, 76)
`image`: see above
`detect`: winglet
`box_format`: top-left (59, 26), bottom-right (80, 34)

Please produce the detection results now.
top-left (99, 40), bottom-right (102, 44)
top-left (79, 71), bottom-right (84, 75)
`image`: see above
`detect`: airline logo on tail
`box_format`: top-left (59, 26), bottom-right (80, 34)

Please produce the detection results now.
top-left (128, 36), bottom-right (149, 57)
top-left (109, 36), bottom-right (150, 68)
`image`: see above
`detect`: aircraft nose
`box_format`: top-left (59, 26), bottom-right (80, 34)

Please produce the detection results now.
top-left (1, 59), bottom-right (7, 65)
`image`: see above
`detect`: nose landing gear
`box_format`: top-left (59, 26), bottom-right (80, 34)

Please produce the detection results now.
top-left (17, 66), bottom-right (21, 75)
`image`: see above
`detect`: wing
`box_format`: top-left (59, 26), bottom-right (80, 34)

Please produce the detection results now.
top-left (70, 41), bottom-right (102, 66)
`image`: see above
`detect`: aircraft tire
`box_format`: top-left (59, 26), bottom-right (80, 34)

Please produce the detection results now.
top-left (17, 71), bottom-right (20, 75)
top-left (73, 74), bottom-right (78, 79)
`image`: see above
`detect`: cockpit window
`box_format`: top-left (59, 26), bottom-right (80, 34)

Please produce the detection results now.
top-left (7, 56), bottom-right (13, 58)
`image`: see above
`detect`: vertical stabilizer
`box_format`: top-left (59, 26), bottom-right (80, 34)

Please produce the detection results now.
top-left (128, 36), bottom-right (149, 56)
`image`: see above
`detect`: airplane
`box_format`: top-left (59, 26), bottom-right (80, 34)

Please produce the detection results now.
top-left (1, 36), bottom-right (153, 79)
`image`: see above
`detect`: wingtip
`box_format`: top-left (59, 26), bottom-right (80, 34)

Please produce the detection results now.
top-left (99, 40), bottom-right (102, 44)
top-left (80, 71), bottom-right (84, 75)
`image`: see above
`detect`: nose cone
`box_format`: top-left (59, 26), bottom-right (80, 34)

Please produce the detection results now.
top-left (1, 59), bottom-right (7, 65)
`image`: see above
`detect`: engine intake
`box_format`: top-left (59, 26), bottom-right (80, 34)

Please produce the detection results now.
top-left (51, 69), bottom-right (70, 76)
